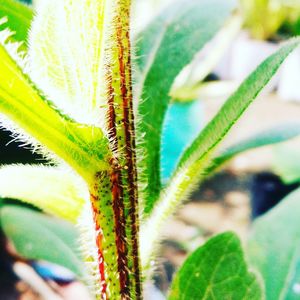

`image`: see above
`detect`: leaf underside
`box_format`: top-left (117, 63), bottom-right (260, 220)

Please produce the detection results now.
top-left (0, 42), bottom-right (110, 182)
top-left (29, 0), bottom-right (107, 125)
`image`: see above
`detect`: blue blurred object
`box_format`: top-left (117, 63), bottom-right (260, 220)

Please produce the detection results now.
top-left (32, 261), bottom-right (75, 283)
top-left (161, 100), bottom-right (204, 182)
top-left (250, 172), bottom-right (299, 218)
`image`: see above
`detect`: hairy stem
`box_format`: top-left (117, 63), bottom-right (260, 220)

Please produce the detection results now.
top-left (89, 0), bottom-right (142, 299)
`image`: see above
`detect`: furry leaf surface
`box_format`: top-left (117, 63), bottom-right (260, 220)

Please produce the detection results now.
top-left (169, 232), bottom-right (263, 300)
top-left (0, 43), bottom-right (110, 182)
top-left (141, 39), bottom-right (300, 268)
top-left (135, 0), bottom-right (236, 215)
top-left (28, 0), bottom-right (108, 126)
top-left (0, 165), bottom-right (87, 223)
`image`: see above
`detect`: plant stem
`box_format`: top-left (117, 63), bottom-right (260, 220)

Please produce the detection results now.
top-left (89, 1), bottom-right (142, 298)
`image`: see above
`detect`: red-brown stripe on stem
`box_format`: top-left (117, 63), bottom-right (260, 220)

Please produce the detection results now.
top-left (115, 12), bottom-right (142, 297)
top-left (90, 190), bottom-right (108, 299)
top-left (107, 69), bottom-right (131, 298)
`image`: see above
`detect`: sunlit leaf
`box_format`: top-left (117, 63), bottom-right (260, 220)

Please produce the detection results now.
top-left (0, 43), bottom-right (110, 182)
top-left (29, 0), bottom-right (108, 125)
top-left (0, 165), bottom-right (87, 222)
top-left (0, 0), bottom-right (33, 45)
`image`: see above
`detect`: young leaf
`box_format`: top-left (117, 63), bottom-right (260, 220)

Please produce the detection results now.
top-left (207, 123), bottom-right (300, 174)
top-left (0, 165), bottom-right (87, 223)
top-left (0, 43), bottom-right (110, 182)
top-left (141, 39), bottom-right (300, 268)
top-left (135, 0), bottom-right (236, 214)
top-left (0, 0), bottom-right (33, 44)
top-left (247, 187), bottom-right (300, 300)
top-left (169, 232), bottom-right (263, 300)
top-left (0, 204), bottom-right (85, 279)
top-left (177, 39), bottom-right (299, 175)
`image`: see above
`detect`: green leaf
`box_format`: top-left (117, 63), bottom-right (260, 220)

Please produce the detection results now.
top-left (272, 143), bottom-right (300, 184)
top-left (141, 39), bottom-right (300, 268)
top-left (169, 232), bottom-right (263, 300)
top-left (0, 165), bottom-right (87, 223)
top-left (170, 14), bottom-right (242, 102)
top-left (0, 43), bottom-right (110, 183)
top-left (135, 0), bottom-right (236, 214)
top-left (176, 41), bottom-right (300, 176)
top-left (247, 187), bottom-right (300, 300)
top-left (28, 0), bottom-right (109, 126)
top-left (0, 204), bottom-right (85, 279)
top-left (0, 0), bottom-right (33, 44)
top-left (207, 123), bottom-right (300, 174)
